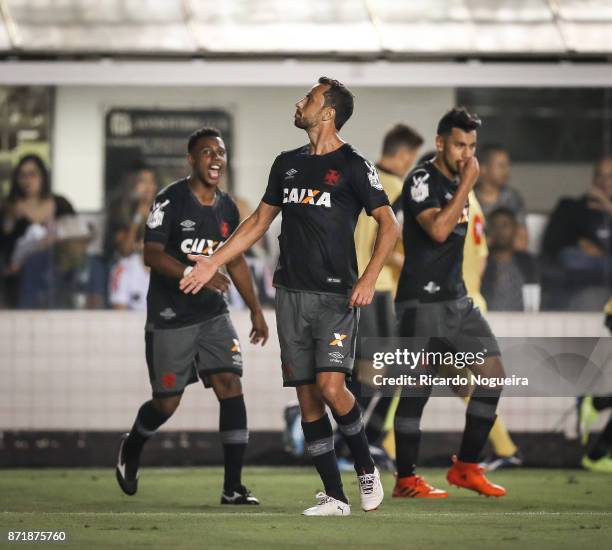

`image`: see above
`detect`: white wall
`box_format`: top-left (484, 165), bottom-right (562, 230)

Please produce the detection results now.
top-left (52, 85), bottom-right (454, 211)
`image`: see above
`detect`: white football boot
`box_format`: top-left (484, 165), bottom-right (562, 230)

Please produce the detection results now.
top-left (302, 492), bottom-right (351, 516)
top-left (358, 467), bottom-right (384, 511)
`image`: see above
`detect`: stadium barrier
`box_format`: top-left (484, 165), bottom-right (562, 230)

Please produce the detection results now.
top-left (1, 310), bottom-right (608, 467)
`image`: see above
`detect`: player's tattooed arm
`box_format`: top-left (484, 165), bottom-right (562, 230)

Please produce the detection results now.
top-left (180, 201), bottom-right (281, 295)
top-left (350, 204), bottom-right (400, 308)
top-left (416, 157), bottom-right (479, 243)
top-left (144, 242), bottom-right (230, 293)
top-left (226, 254), bottom-right (269, 345)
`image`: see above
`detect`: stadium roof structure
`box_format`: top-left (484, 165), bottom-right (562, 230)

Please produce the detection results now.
top-left (1, 0), bottom-right (612, 60)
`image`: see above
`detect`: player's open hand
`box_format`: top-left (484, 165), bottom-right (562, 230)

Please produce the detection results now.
top-left (249, 309), bottom-right (269, 345)
top-left (180, 254), bottom-right (218, 294)
top-left (349, 275), bottom-right (375, 308)
top-left (204, 271), bottom-right (231, 294)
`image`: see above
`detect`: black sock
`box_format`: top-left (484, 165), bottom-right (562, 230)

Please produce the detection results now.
top-left (219, 395), bottom-right (249, 493)
top-left (588, 416), bottom-right (612, 460)
top-left (365, 396), bottom-right (393, 447)
top-left (394, 389), bottom-right (430, 478)
top-left (333, 402), bottom-right (375, 475)
top-left (302, 415), bottom-right (347, 503)
top-left (458, 388), bottom-right (501, 463)
top-left (593, 396), bottom-right (612, 411)
top-left (124, 400), bottom-right (171, 465)
top-left (333, 431), bottom-right (350, 459)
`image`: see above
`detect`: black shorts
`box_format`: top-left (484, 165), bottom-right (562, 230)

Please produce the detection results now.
top-left (395, 296), bottom-right (500, 357)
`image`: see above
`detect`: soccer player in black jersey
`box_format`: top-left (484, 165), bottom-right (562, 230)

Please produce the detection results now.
top-left (115, 127), bottom-right (268, 505)
top-left (392, 108), bottom-right (506, 498)
top-left (180, 77), bottom-right (400, 515)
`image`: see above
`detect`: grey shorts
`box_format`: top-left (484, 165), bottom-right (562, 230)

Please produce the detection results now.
top-left (145, 313), bottom-right (243, 397)
top-left (274, 287), bottom-right (359, 387)
top-left (396, 295), bottom-right (500, 357)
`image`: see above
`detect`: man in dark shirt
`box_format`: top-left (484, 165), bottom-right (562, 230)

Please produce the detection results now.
top-left (482, 208), bottom-right (539, 311)
top-left (180, 77), bottom-right (400, 516)
top-left (115, 128), bottom-right (269, 505)
top-left (541, 157), bottom-right (611, 299)
top-left (393, 108), bottom-right (507, 499)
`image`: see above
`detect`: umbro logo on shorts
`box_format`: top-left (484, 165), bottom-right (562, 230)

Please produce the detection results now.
top-left (231, 339), bottom-right (241, 353)
top-left (330, 333), bottom-right (347, 347)
top-left (283, 188), bottom-right (331, 208)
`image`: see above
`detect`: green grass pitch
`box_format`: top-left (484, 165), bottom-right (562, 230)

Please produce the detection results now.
top-left (1, 467), bottom-right (611, 549)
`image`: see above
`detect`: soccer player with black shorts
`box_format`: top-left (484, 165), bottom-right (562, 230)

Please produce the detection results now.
top-left (180, 77), bottom-right (401, 516)
top-left (115, 127), bottom-right (268, 505)
top-left (392, 108), bottom-right (507, 498)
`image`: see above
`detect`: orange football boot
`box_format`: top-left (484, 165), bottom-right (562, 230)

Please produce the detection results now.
top-left (446, 455), bottom-right (506, 497)
top-left (393, 474), bottom-right (449, 498)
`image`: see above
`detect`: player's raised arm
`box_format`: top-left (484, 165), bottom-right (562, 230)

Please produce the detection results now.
top-left (416, 156), bottom-right (479, 244)
top-left (350, 204), bottom-right (400, 307)
top-left (179, 200), bottom-right (280, 294)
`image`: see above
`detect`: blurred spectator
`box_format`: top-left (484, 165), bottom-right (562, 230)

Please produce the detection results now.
top-left (475, 145), bottom-right (529, 250)
top-left (481, 208), bottom-right (539, 311)
top-left (0, 154), bottom-right (83, 308)
top-left (540, 157), bottom-right (611, 310)
top-left (88, 165), bottom-right (158, 309)
top-left (228, 195), bottom-right (275, 307)
top-left (108, 225), bottom-right (149, 311)
top-left (106, 165), bottom-right (158, 259)
top-left (102, 166), bottom-right (158, 310)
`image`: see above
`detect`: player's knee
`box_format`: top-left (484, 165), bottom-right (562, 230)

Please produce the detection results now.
top-left (317, 380), bottom-right (343, 405)
top-left (296, 385), bottom-right (326, 421)
top-left (152, 394), bottom-right (182, 417)
top-left (211, 373), bottom-right (242, 399)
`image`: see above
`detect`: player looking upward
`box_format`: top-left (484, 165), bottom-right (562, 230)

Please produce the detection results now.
top-left (180, 77), bottom-right (400, 515)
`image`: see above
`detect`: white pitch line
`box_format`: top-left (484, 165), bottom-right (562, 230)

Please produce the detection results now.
top-left (2, 511), bottom-right (611, 518)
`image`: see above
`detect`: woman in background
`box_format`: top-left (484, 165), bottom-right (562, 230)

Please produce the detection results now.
top-left (0, 154), bottom-right (75, 308)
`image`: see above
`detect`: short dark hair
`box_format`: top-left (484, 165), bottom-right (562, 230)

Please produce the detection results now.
top-left (318, 76), bottom-right (354, 130)
top-left (382, 124), bottom-right (424, 156)
top-left (437, 107), bottom-right (481, 137)
top-left (488, 207), bottom-right (517, 225)
top-left (9, 154), bottom-right (51, 201)
top-left (188, 127), bottom-right (222, 153)
top-left (480, 144), bottom-right (508, 165)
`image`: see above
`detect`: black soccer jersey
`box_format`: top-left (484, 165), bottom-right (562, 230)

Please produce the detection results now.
top-left (396, 160), bottom-right (469, 303)
top-left (262, 143), bottom-right (390, 295)
top-left (144, 178), bottom-right (240, 328)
